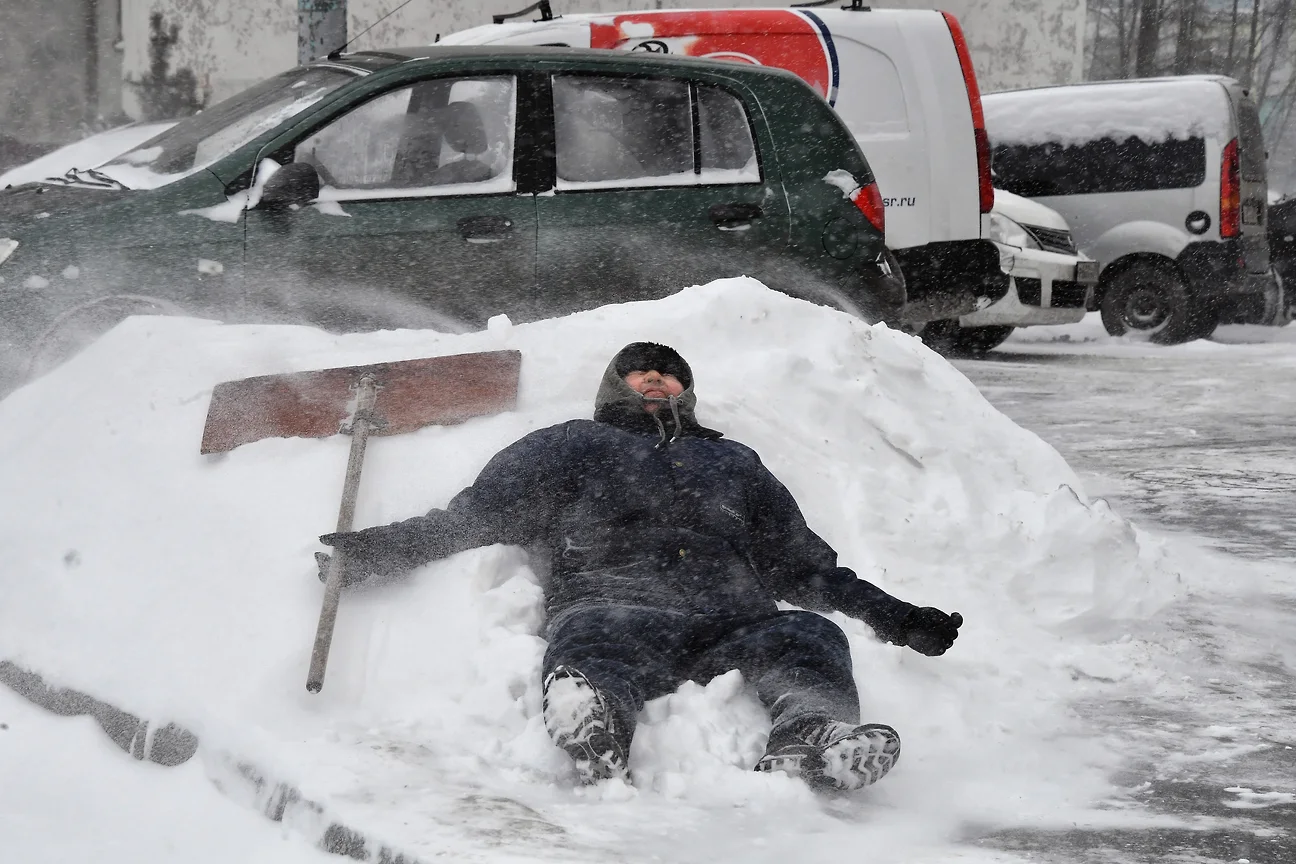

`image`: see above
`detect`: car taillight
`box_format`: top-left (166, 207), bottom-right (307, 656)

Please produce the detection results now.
top-left (1220, 137), bottom-right (1240, 239)
top-left (942, 11), bottom-right (993, 214)
top-left (852, 182), bottom-right (885, 235)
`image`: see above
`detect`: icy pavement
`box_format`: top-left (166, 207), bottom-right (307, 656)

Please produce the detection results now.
top-left (950, 316), bottom-right (1296, 863)
top-left (965, 316), bottom-right (1296, 562)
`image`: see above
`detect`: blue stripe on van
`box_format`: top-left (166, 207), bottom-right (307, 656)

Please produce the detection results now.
top-left (799, 10), bottom-right (840, 107)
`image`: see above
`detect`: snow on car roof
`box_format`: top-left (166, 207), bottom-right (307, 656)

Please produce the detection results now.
top-left (983, 77), bottom-right (1233, 146)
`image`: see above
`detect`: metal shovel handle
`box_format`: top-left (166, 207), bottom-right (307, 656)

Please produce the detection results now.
top-left (307, 375), bottom-right (379, 693)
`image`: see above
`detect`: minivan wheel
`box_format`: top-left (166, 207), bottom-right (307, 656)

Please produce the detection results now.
top-left (1099, 263), bottom-right (1207, 344)
top-left (918, 320), bottom-right (1014, 355)
top-left (25, 295), bottom-right (182, 380)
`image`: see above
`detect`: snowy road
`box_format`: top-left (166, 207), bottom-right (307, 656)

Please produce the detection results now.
top-left (953, 320), bottom-right (1296, 863)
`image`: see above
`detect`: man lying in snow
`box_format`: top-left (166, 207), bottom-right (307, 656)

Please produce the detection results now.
top-left (318, 342), bottom-right (962, 792)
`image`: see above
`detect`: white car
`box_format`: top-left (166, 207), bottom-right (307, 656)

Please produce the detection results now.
top-left (917, 189), bottom-right (1096, 353)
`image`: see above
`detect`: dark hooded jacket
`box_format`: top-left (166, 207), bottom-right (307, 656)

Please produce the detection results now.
top-left (335, 344), bottom-right (917, 642)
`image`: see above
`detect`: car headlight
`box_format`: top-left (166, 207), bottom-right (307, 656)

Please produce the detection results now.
top-left (987, 213), bottom-right (1040, 250)
top-left (0, 239), bottom-right (17, 266)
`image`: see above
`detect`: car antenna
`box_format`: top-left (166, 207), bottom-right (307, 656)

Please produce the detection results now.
top-left (326, 0), bottom-right (419, 60)
top-left (493, 1), bottom-right (556, 25)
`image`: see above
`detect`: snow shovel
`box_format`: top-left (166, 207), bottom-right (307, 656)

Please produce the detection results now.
top-left (200, 350), bottom-right (522, 693)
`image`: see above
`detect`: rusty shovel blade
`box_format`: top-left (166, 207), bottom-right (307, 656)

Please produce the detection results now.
top-left (200, 350), bottom-right (522, 454)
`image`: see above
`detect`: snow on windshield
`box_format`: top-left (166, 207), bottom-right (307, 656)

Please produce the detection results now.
top-left (983, 79), bottom-right (1232, 146)
top-left (0, 122), bottom-right (176, 188)
top-left (98, 89), bottom-right (335, 190)
top-left (0, 278), bottom-right (1188, 860)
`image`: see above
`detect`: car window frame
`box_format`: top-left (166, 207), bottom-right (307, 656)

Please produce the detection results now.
top-left (251, 67), bottom-right (529, 205)
top-left (539, 70), bottom-right (766, 195)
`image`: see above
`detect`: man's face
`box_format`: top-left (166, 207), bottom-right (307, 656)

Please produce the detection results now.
top-left (624, 369), bottom-right (684, 413)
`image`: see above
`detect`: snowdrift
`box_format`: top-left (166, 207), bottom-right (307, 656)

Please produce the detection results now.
top-left (0, 279), bottom-right (1183, 862)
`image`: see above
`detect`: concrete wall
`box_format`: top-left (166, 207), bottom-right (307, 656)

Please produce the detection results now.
top-left (0, 0), bottom-right (124, 147)
top-left (118, 0), bottom-right (1084, 117)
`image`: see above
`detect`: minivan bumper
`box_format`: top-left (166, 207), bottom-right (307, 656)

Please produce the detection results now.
top-left (894, 239), bottom-right (1009, 324)
top-left (1178, 239), bottom-right (1285, 325)
top-left (960, 243), bottom-right (1093, 327)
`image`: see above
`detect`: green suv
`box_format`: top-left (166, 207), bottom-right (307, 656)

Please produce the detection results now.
top-left (0, 46), bottom-right (903, 389)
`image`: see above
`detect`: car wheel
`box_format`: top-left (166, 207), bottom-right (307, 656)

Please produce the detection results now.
top-left (25, 295), bottom-right (182, 380)
top-left (918, 319), bottom-right (1014, 355)
top-left (1099, 263), bottom-right (1210, 344)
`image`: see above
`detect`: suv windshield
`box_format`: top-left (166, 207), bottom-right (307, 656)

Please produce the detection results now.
top-left (100, 67), bottom-right (357, 189)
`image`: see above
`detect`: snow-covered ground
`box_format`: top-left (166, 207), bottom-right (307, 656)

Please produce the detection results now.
top-left (1008, 311), bottom-right (1296, 353)
top-left (1, 282), bottom-right (1291, 862)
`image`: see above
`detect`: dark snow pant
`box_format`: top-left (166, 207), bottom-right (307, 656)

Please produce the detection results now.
top-left (542, 606), bottom-right (860, 746)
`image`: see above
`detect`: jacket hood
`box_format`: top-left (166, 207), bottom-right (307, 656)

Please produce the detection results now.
top-left (593, 342), bottom-right (723, 442)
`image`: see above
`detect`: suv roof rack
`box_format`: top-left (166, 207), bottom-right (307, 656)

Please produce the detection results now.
top-left (791, 0), bottom-right (870, 8)
top-left (493, 1), bottom-right (556, 24)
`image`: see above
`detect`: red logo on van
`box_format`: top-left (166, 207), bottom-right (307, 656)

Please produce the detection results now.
top-left (589, 10), bottom-right (838, 105)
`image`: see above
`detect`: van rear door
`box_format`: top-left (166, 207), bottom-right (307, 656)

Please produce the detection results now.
top-left (1228, 84), bottom-right (1270, 274)
top-left (808, 9), bottom-right (984, 249)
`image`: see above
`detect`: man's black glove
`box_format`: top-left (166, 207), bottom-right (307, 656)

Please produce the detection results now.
top-left (316, 529), bottom-right (384, 588)
top-left (901, 607), bottom-right (963, 656)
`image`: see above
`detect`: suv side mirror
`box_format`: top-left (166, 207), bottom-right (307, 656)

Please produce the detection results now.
top-left (258, 162), bottom-right (320, 210)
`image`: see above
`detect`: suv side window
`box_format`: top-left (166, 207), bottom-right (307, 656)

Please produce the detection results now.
top-left (992, 136), bottom-right (1206, 197)
top-left (698, 85), bottom-right (758, 181)
top-left (294, 76), bottom-right (517, 198)
top-left (553, 75), bottom-right (759, 189)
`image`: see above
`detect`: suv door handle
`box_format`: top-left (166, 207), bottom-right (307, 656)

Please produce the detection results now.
top-left (458, 215), bottom-right (514, 243)
top-left (709, 202), bottom-right (764, 225)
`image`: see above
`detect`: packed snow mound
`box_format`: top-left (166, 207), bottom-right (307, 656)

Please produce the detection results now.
top-left (983, 78), bottom-right (1231, 146)
top-left (0, 278), bottom-right (1182, 861)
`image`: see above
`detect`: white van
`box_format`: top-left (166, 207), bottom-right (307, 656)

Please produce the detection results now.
top-left (984, 76), bottom-right (1282, 344)
top-left (439, 3), bottom-right (1026, 332)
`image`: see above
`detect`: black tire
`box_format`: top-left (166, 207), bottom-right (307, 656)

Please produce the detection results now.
top-left (918, 320), bottom-right (1015, 355)
top-left (1099, 262), bottom-right (1214, 344)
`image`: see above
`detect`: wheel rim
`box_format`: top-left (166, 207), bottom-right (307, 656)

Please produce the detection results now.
top-left (1121, 284), bottom-right (1171, 331)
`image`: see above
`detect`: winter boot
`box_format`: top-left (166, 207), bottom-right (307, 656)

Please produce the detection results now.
top-left (756, 718), bottom-right (900, 792)
top-left (541, 665), bottom-right (628, 785)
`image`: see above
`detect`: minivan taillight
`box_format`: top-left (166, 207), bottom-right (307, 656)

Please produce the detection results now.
top-left (1220, 137), bottom-right (1240, 239)
top-left (852, 182), bottom-right (885, 235)
top-left (942, 12), bottom-right (993, 214)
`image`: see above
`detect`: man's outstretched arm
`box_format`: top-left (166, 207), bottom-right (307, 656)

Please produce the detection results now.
top-left (745, 459), bottom-right (962, 656)
top-left (318, 424), bottom-right (574, 585)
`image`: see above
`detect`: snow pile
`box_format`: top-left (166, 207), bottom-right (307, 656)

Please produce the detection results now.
top-left (983, 79), bottom-right (1232, 146)
top-left (0, 279), bottom-right (1184, 862)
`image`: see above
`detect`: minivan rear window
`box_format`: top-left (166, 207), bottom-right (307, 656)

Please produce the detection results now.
top-left (1236, 98), bottom-right (1266, 182)
top-left (991, 136), bottom-right (1206, 197)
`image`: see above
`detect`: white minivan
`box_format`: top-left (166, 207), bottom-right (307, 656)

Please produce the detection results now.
top-left (984, 76), bottom-right (1282, 344)
top-left (439, 2), bottom-right (1056, 336)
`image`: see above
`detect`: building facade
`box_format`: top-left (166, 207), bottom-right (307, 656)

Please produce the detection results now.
top-left (0, 0), bottom-right (125, 153)
top-left (116, 0), bottom-right (1086, 113)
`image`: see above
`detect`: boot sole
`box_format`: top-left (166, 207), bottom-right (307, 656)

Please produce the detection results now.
top-left (757, 723), bottom-right (900, 792)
